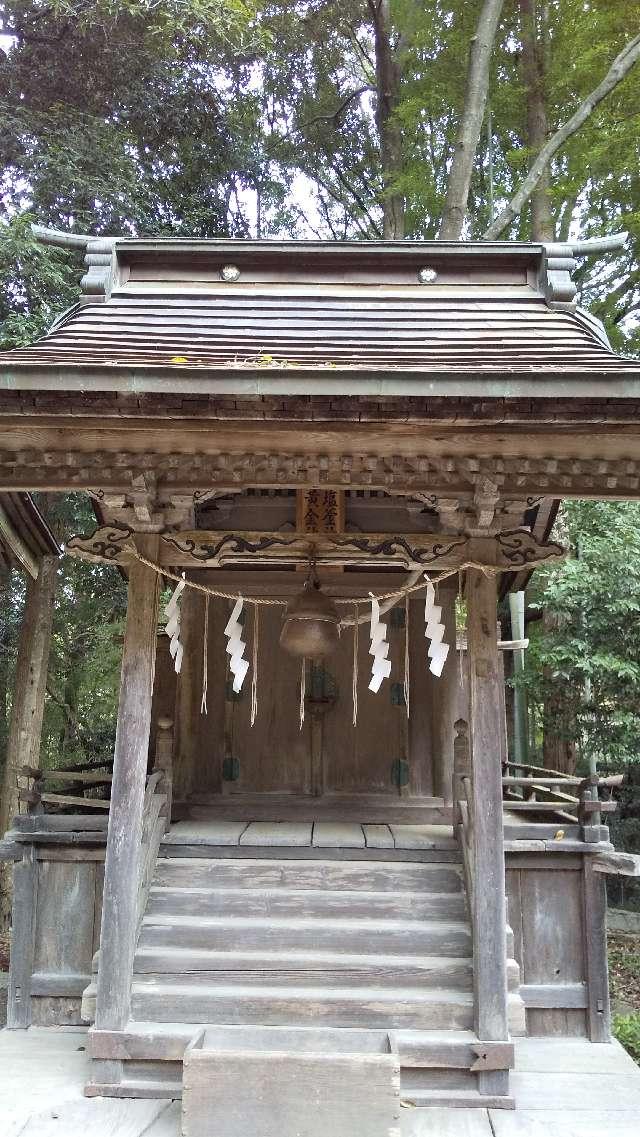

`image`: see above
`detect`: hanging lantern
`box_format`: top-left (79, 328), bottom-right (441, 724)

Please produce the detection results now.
top-left (280, 565), bottom-right (340, 659)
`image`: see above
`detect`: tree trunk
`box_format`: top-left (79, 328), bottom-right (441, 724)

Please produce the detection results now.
top-left (0, 567), bottom-right (10, 772)
top-left (369, 0), bottom-right (405, 239)
top-left (483, 31), bottom-right (640, 238)
top-left (0, 556), bottom-right (57, 930)
top-left (520, 0), bottom-right (554, 241)
top-left (439, 0), bottom-right (505, 241)
top-left (541, 608), bottom-right (577, 775)
top-left (542, 686), bottom-right (577, 774)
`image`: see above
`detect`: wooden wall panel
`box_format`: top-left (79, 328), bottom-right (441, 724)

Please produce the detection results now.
top-left (33, 860), bottom-right (96, 975)
top-left (197, 597), bottom-right (228, 796)
top-left (175, 593), bottom-right (227, 798)
top-left (519, 869), bottom-right (585, 985)
top-left (506, 863), bottom-right (588, 1038)
top-left (407, 599), bottom-right (434, 798)
top-left (30, 859), bottom-right (97, 1026)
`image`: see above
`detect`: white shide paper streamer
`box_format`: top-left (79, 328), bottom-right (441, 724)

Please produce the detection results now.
top-left (424, 582), bottom-right (450, 678)
top-left (164, 575), bottom-right (185, 674)
top-left (369, 595), bottom-right (392, 693)
top-left (224, 597), bottom-right (250, 693)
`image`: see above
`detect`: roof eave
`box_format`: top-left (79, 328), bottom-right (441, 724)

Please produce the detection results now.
top-left (1, 363), bottom-right (640, 400)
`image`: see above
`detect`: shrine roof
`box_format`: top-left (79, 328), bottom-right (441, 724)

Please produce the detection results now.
top-left (0, 492), bottom-right (61, 575)
top-left (1, 234), bottom-right (639, 398)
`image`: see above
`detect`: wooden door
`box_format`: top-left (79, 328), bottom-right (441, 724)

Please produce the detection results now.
top-left (227, 606), bottom-right (312, 794)
top-left (320, 600), bottom-right (434, 798)
top-left (178, 596), bottom-right (437, 801)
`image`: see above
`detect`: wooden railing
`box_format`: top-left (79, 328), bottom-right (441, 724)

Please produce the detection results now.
top-left (84, 721), bottom-right (174, 1025)
top-left (19, 758), bottom-right (113, 813)
top-left (453, 719), bottom-right (475, 906)
top-left (136, 769), bottom-right (168, 934)
top-left (502, 759), bottom-right (621, 832)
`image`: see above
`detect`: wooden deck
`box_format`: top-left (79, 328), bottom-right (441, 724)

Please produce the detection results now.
top-left (2, 1029), bottom-right (640, 1136)
top-left (164, 820), bottom-right (458, 851)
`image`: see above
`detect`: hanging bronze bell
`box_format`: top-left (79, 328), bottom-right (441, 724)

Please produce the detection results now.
top-left (280, 576), bottom-right (340, 659)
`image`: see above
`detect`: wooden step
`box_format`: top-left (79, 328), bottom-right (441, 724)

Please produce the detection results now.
top-left (132, 959), bottom-right (474, 990)
top-left (89, 1022), bottom-right (391, 1062)
top-left (392, 1028), bottom-right (491, 1069)
top-left (400, 1086), bottom-right (514, 1109)
top-left (138, 914), bottom-right (473, 956)
top-left (130, 980), bottom-right (477, 1029)
top-left (86, 1076), bottom-right (183, 1100)
top-left (133, 946), bottom-right (475, 986)
top-left (145, 885), bottom-right (467, 921)
top-left (153, 857), bottom-right (463, 893)
top-left (401, 1066), bottom-right (477, 1092)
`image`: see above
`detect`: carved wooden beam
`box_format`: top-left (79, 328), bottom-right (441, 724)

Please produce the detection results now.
top-left (66, 523), bottom-right (136, 565)
top-left (2, 447), bottom-right (640, 501)
top-left (66, 524), bottom-right (565, 572)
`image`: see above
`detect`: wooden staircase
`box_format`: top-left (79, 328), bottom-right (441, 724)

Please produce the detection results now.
top-left (86, 845), bottom-right (524, 1107)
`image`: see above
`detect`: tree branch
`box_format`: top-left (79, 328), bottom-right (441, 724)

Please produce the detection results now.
top-left (483, 32), bottom-right (640, 240)
top-left (438, 0), bottom-right (505, 241)
top-left (46, 682), bottom-right (79, 731)
top-left (301, 87), bottom-right (370, 129)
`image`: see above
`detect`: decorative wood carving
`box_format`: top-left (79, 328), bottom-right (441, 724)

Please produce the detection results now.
top-left (66, 523), bottom-right (135, 564)
top-left (496, 529), bottom-right (564, 567)
top-left (164, 531), bottom-right (299, 566)
top-left (65, 524), bottom-right (565, 572)
top-left (161, 530), bottom-right (468, 570)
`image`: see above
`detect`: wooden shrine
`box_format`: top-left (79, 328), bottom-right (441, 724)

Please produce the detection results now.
top-left (1, 232), bottom-right (640, 1127)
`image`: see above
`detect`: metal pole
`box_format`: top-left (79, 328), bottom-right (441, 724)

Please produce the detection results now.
top-left (509, 591), bottom-right (529, 770)
top-left (487, 107), bottom-right (495, 225)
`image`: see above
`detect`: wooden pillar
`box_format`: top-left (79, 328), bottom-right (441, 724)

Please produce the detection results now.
top-left (466, 565), bottom-right (510, 1094)
top-left (7, 844), bottom-right (37, 1027)
top-left (94, 536), bottom-right (159, 1035)
top-left (0, 555), bottom-right (58, 839)
top-left (583, 857), bottom-right (611, 1042)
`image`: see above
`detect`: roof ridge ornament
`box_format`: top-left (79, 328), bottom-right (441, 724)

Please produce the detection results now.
top-left (540, 232), bottom-right (628, 311)
top-left (31, 224), bottom-right (119, 304)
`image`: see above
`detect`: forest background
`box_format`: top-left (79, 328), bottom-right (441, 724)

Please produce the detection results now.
top-left (1, 0), bottom-right (640, 903)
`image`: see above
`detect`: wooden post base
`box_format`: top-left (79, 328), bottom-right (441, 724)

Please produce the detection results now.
top-left (182, 1037), bottom-right (401, 1137)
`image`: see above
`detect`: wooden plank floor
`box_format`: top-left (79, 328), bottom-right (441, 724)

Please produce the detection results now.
top-left (3, 1030), bottom-right (640, 1135)
top-left (165, 820), bottom-right (457, 851)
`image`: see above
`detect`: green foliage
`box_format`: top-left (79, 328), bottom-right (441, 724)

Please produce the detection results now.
top-left (520, 501), bottom-right (640, 907)
top-left (613, 1012), bottom-right (640, 1064)
top-left (32, 495), bottom-right (128, 769)
top-left (524, 502), bottom-right (640, 767)
top-left (0, 0), bottom-right (639, 343)
top-left (1, 494), bottom-right (128, 778)
top-left (0, 214), bottom-right (80, 347)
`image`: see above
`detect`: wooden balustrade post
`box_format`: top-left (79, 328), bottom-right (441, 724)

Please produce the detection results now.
top-left (154, 716), bottom-right (175, 831)
top-left (93, 535), bottom-right (159, 1041)
top-left (466, 565), bottom-right (510, 1097)
top-left (452, 718), bottom-right (470, 824)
